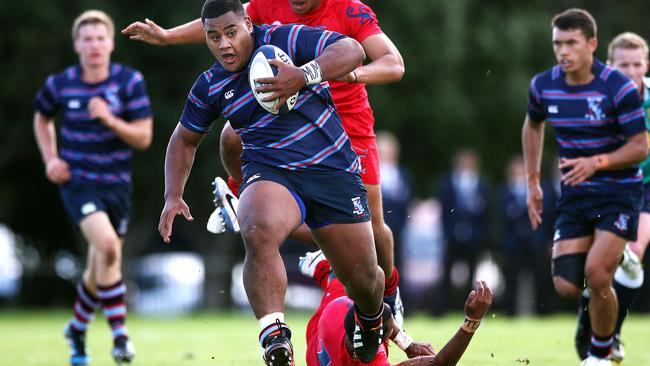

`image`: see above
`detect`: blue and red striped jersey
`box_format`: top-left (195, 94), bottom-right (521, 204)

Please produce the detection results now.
top-left (527, 59), bottom-right (645, 196)
top-left (180, 24), bottom-right (360, 173)
top-left (34, 63), bottom-right (152, 185)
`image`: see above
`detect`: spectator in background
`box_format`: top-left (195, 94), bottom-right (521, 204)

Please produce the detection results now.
top-left (437, 149), bottom-right (489, 313)
top-left (377, 131), bottom-right (411, 267)
top-left (499, 155), bottom-right (553, 315)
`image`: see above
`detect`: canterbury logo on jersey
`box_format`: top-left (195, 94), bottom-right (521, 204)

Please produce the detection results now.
top-left (225, 90), bottom-right (235, 99)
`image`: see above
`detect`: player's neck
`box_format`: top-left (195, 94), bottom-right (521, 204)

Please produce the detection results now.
top-left (81, 63), bottom-right (110, 84)
top-left (564, 59), bottom-right (594, 86)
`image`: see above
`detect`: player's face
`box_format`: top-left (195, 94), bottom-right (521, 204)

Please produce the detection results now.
top-left (288, 0), bottom-right (322, 14)
top-left (74, 23), bottom-right (114, 69)
top-left (610, 47), bottom-right (649, 91)
top-left (204, 11), bottom-right (254, 73)
top-left (552, 28), bottom-right (597, 74)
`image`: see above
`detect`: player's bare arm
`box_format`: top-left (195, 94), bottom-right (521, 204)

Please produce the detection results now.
top-left (344, 33), bottom-right (404, 85)
top-left (522, 114), bottom-right (545, 230)
top-left (87, 97), bottom-right (153, 150)
top-left (559, 131), bottom-right (648, 186)
top-left (396, 281), bottom-right (493, 366)
top-left (33, 112), bottom-right (71, 184)
top-left (158, 124), bottom-right (204, 243)
top-left (255, 37), bottom-right (365, 105)
top-left (122, 3), bottom-right (250, 46)
top-left (122, 18), bottom-right (204, 46)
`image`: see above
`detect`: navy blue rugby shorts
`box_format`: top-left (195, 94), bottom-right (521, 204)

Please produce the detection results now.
top-left (553, 193), bottom-right (642, 242)
top-left (239, 162), bottom-right (371, 229)
top-left (59, 182), bottom-right (132, 236)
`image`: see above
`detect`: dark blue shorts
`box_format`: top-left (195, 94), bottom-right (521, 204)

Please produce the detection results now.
top-left (642, 183), bottom-right (650, 214)
top-left (554, 193), bottom-right (642, 242)
top-left (59, 182), bottom-right (132, 236)
top-left (239, 162), bottom-right (370, 229)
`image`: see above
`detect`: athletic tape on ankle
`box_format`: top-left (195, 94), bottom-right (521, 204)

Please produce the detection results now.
top-left (300, 60), bottom-right (322, 85)
top-left (461, 317), bottom-right (481, 333)
top-left (393, 329), bottom-right (413, 350)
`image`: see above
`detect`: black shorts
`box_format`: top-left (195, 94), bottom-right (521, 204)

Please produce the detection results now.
top-left (59, 182), bottom-right (132, 236)
top-left (642, 183), bottom-right (650, 214)
top-left (239, 162), bottom-right (370, 229)
top-left (554, 193), bottom-right (642, 242)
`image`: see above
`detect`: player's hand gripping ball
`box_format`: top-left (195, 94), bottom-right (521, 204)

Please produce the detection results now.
top-left (249, 45), bottom-right (299, 114)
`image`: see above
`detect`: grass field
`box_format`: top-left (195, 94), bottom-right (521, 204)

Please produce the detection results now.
top-left (1, 310), bottom-right (649, 365)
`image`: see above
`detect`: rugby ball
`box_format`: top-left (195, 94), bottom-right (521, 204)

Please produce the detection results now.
top-left (249, 45), bottom-right (299, 115)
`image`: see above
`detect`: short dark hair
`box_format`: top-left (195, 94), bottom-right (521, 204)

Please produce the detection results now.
top-left (201, 0), bottom-right (245, 23)
top-left (551, 8), bottom-right (597, 40)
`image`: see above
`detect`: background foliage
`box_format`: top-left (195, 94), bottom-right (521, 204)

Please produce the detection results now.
top-left (1, 0), bottom-right (649, 305)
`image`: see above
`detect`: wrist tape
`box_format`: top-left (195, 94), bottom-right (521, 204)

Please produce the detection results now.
top-left (461, 317), bottom-right (481, 334)
top-left (393, 329), bottom-right (413, 350)
top-left (300, 60), bottom-right (323, 85)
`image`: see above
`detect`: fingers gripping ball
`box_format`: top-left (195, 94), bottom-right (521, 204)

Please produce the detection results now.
top-left (249, 45), bottom-right (299, 115)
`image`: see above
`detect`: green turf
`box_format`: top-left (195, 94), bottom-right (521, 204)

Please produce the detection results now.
top-left (1, 310), bottom-right (649, 365)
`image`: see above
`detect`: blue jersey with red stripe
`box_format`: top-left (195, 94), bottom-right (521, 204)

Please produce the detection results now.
top-left (527, 59), bottom-right (646, 196)
top-left (180, 24), bottom-right (360, 173)
top-left (34, 63), bottom-right (152, 185)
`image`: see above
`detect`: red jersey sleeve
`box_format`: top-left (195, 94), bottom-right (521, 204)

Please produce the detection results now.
top-left (246, 0), bottom-right (263, 24)
top-left (340, 0), bottom-right (383, 43)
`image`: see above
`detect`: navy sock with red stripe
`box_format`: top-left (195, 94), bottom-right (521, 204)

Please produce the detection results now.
top-left (98, 280), bottom-right (129, 345)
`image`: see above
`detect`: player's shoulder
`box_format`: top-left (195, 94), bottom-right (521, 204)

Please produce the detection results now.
top-left (47, 64), bottom-right (80, 86)
top-left (111, 63), bottom-right (142, 78)
top-left (193, 62), bottom-right (240, 97)
top-left (530, 66), bottom-right (558, 89)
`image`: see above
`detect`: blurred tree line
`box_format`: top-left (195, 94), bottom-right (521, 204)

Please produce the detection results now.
top-left (1, 0), bottom-right (649, 305)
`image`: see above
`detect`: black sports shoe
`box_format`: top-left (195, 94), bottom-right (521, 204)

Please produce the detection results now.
top-left (64, 323), bottom-right (89, 366)
top-left (261, 323), bottom-right (295, 366)
top-left (610, 334), bottom-right (625, 363)
top-left (575, 297), bottom-right (591, 361)
top-left (344, 307), bottom-right (383, 363)
top-left (112, 337), bottom-right (135, 365)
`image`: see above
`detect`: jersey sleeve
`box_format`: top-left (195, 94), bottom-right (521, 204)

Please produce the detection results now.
top-left (179, 73), bottom-right (220, 134)
top-left (33, 75), bottom-right (61, 118)
top-left (614, 78), bottom-right (646, 137)
top-left (246, 0), bottom-right (263, 24)
top-left (527, 75), bottom-right (546, 122)
top-left (123, 70), bottom-right (153, 121)
top-left (278, 25), bottom-right (347, 66)
top-left (341, 0), bottom-right (383, 43)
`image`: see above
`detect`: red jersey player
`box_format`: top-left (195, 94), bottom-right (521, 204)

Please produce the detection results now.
top-left (123, 0), bottom-right (406, 324)
top-left (299, 251), bottom-right (493, 366)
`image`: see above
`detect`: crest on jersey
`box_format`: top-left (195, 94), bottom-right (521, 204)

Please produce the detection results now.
top-left (104, 84), bottom-right (121, 111)
top-left (585, 96), bottom-right (605, 121)
top-left (615, 214), bottom-right (630, 232)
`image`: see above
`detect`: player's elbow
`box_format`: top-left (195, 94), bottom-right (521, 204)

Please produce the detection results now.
top-left (134, 131), bottom-right (153, 151)
top-left (632, 134), bottom-right (649, 163)
top-left (349, 39), bottom-right (365, 67)
top-left (390, 62), bottom-right (405, 82)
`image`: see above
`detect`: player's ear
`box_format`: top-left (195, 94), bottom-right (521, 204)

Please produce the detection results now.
top-left (244, 15), bottom-right (253, 33)
top-left (588, 37), bottom-right (598, 53)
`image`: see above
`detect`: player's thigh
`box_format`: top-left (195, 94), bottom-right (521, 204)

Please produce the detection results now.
top-left (552, 236), bottom-right (592, 297)
top-left (365, 183), bottom-right (385, 223)
top-left (238, 180), bottom-right (303, 242)
top-left (79, 211), bottom-right (121, 252)
top-left (311, 221), bottom-right (377, 280)
top-left (631, 211), bottom-right (650, 259)
top-left (347, 133), bottom-right (380, 186)
top-left (586, 229), bottom-right (627, 278)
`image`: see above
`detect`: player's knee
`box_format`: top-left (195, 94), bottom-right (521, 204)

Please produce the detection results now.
top-left (94, 237), bottom-right (121, 267)
top-left (345, 265), bottom-right (383, 296)
top-left (584, 263), bottom-right (614, 291)
top-left (552, 253), bottom-right (586, 298)
top-left (240, 220), bottom-right (280, 252)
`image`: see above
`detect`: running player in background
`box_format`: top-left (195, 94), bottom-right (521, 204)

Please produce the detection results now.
top-left (157, 0), bottom-right (385, 364)
top-left (299, 250), bottom-right (492, 366)
top-left (33, 10), bottom-right (153, 366)
top-left (522, 8), bottom-right (647, 366)
top-left (574, 31), bottom-right (650, 363)
top-left (122, 0), bottom-right (406, 324)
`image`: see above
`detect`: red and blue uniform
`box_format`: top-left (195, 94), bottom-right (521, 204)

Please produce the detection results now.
top-left (247, 0), bottom-right (385, 184)
top-left (306, 278), bottom-right (391, 366)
